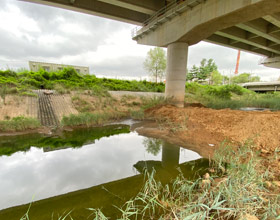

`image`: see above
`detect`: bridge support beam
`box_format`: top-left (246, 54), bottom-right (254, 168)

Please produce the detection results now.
top-left (165, 42), bottom-right (188, 108)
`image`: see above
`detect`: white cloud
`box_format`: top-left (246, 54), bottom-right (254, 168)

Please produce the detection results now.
top-left (37, 34), bottom-right (66, 46)
top-left (0, 3), bottom-right (40, 39)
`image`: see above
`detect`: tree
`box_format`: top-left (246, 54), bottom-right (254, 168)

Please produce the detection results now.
top-left (143, 138), bottom-right (162, 156)
top-left (186, 58), bottom-right (218, 81)
top-left (209, 70), bottom-right (223, 85)
top-left (231, 73), bottom-right (260, 84)
top-left (144, 47), bottom-right (166, 83)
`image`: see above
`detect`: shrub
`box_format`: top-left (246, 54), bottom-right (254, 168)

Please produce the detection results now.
top-left (61, 112), bottom-right (125, 127)
top-left (0, 116), bottom-right (41, 132)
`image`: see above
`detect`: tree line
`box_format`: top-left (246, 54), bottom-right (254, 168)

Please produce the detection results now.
top-left (144, 47), bottom-right (261, 85)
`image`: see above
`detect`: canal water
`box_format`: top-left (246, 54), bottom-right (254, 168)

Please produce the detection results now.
top-left (0, 121), bottom-right (208, 219)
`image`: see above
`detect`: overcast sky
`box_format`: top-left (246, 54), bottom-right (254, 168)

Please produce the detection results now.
top-left (0, 0), bottom-right (279, 81)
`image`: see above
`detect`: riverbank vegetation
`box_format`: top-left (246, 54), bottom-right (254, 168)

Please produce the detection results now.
top-left (0, 116), bottom-right (40, 132)
top-left (88, 144), bottom-right (279, 220)
top-left (185, 82), bottom-right (280, 110)
top-left (0, 124), bottom-right (130, 156)
top-left (61, 111), bottom-right (126, 127)
top-left (0, 68), bottom-right (165, 95)
top-left (18, 142), bottom-right (280, 220)
top-left (1, 67), bottom-right (280, 131)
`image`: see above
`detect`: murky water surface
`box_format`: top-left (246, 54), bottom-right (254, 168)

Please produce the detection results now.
top-left (0, 121), bottom-right (207, 219)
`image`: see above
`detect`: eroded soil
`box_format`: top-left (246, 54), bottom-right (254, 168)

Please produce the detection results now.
top-left (136, 104), bottom-right (280, 180)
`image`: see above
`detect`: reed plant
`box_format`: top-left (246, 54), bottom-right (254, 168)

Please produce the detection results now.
top-left (61, 111), bottom-right (126, 127)
top-left (0, 116), bottom-right (40, 132)
top-left (130, 96), bottom-right (167, 120)
top-left (89, 143), bottom-right (279, 220)
top-left (17, 142), bottom-right (279, 219)
top-left (197, 92), bottom-right (280, 110)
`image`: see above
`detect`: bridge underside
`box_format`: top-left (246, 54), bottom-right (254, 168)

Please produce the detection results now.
top-left (20, 0), bottom-right (280, 107)
top-left (243, 81), bottom-right (280, 92)
top-left (20, 0), bottom-right (170, 25)
top-left (132, 0), bottom-right (280, 106)
top-left (207, 13), bottom-right (280, 58)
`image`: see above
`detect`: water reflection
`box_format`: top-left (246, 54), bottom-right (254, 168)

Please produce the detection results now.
top-left (0, 125), bottom-right (130, 155)
top-left (142, 137), bottom-right (162, 156)
top-left (0, 124), bottom-right (207, 220)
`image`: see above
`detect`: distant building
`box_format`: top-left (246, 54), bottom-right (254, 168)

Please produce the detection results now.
top-left (29, 61), bottom-right (89, 74)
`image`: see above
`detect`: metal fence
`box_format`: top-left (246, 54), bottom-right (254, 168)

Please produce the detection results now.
top-left (131, 0), bottom-right (204, 38)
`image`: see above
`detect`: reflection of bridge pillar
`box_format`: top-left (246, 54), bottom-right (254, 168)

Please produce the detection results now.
top-left (161, 142), bottom-right (180, 169)
top-left (165, 42), bottom-right (188, 108)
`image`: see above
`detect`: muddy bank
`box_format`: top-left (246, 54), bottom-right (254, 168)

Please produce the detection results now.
top-left (143, 104), bottom-right (280, 153)
top-left (136, 104), bottom-right (280, 179)
top-left (135, 123), bottom-right (216, 159)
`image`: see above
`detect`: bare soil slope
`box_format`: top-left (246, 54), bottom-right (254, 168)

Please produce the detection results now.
top-left (0, 95), bottom-right (37, 120)
top-left (145, 104), bottom-right (280, 152)
top-left (136, 104), bottom-right (280, 179)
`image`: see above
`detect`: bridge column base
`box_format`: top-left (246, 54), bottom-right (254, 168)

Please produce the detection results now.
top-left (165, 42), bottom-right (188, 108)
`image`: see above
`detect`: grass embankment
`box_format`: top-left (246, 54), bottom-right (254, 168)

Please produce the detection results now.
top-left (89, 144), bottom-right (279, 220)
top-left (0, 68), bottom-right (164, 95)
top-left (61, 96), bottom-right (168, 127)
top-left (186, 82), bottom-right (280, 110)
top-left (0, 116), bottom-right (40, 132)
top-left (61, 112), bottom-right (126, 127)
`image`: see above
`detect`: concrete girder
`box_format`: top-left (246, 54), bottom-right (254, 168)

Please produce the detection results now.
top-left (268, 41), bottom-right (280, 47)
top-left (236, 18), bottom-right (280, 45)
top-left (263, 13), bottom-right (280, 28)
top-left (215, 27), bottom-right (280, 55)
top-left (205, 34), bottom-right (274, 57)
top-left (135, 0), bottom-right (280, 47)
top-left (267, 25), bottom-right (280, 34)
top-left (96, 0), bottom-right (165, 15)
top-left (19, 0), bottom-right (149, 25)
top-left (262, 56), bottom-right (280, 68)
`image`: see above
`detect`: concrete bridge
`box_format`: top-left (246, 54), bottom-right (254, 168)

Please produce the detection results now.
top-left (20, 0), bottom-right (280, 106)
top-left (243, 81), bottom-right (280, 92)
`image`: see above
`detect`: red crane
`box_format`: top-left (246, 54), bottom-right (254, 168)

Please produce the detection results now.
top-left (234, 50), bottom-right (241, 74)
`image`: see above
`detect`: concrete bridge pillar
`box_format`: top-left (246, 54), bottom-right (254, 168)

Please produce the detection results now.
top-left (165, 42), bottom-right (188, 107)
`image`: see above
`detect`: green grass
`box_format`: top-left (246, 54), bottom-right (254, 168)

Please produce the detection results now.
top-left (0, 68), bottom-right (165, 94)
top-left (197, 92), bottom-right (280, 110)
top-left (71, 96), bottom-right (93, 113)
top-left (185, 82), bottom-right (280, 110)
top-left (130, 96), bottom-right (167, 120)
top-left (61, 112), bottom-right (126, 127)
top-left (20, 91), bottom-right (38, 97)
top-left (88, 143), bottom-right (279, 220)
top-left (0, 116), bottom-right (41, 132)
top-left (16, 142), bottom-right (280, 219)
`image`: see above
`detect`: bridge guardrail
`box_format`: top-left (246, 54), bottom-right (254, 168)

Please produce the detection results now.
top-left (131, 0), bottom-right (204, 39)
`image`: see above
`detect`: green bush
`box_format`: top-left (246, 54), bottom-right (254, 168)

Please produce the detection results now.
top-left (0, 68), bottom-right (167, 94)
top-left (0, 116), bottom-right (41, 132)
top-left (61, 112), bottom-right (125, 127)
